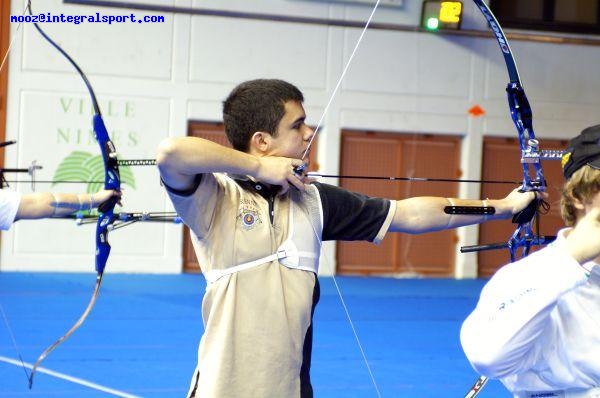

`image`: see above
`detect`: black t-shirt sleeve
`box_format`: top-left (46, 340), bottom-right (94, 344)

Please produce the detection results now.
top-left (161, 174), bottom-right (203, 197)
top-left (313, 182), bottom-right (391, 242)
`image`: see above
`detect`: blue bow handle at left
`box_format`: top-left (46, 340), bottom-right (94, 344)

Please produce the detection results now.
top-left (93, 114), bottom-right (121, 274)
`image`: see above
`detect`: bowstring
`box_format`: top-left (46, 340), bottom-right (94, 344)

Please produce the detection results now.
top-left (0, 1), bottom-right (30, 73)
top-left (398, 27), bottom-right (423, 277)
top-left (300, 0), bottom-right (381, 162)
top-left (0, 303), bottom-right (31, 381)
top-left (295, 191), bottom-right (382, 397)
top-left (320, 249), bottom-right (382, 397)
top-left (301, 1), bottom-right (383, 395)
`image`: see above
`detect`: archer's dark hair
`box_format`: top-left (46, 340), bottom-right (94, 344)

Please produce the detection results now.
top-left (222, 79), bottom-right (304, 152)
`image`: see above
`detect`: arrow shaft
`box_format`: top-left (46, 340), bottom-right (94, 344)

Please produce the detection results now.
top-left (308, 173), bottom-right (520, 185)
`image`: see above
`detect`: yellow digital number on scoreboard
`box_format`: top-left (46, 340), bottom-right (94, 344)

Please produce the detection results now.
top-left (440, 2), bottom-right (462, 24)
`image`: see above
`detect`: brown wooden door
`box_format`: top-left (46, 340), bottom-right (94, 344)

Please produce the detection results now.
top-left (0, 0), bottom-right (10, 168)
top-left (477, 137), bottom-right (567, 277)
top-left (336, 131), bottom-right (461, 276)
top-left (182, 121), bottom-right (318, 273)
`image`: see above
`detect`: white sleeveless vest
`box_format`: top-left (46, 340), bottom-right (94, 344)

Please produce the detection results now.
top-left (203, 185), bottom-right (323, 284)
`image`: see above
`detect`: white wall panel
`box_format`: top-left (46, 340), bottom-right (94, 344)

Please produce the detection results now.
top-left (342, 29), bottom-right (419, 94)
top-left (189, 16), bottom-right (329, 89)
top-left (2, 0), bottom-right (600, 276)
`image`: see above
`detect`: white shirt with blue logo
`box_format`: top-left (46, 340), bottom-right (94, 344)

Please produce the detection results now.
top-left (461, 229), bottom-right (600, 397)
top-left (0, 189), bottom-right (21, 230)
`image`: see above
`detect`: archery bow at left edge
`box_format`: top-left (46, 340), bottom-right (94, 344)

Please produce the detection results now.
top-left (27, 0), bottom-right (121, 388)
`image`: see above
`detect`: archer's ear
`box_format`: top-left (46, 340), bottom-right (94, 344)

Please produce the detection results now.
top-left (572, 196), bottom-right (585, 211)
top-left (250, 131), bottom-right (271, 154)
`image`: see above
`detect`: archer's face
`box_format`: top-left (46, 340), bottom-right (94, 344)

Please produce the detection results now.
top-left (266, 100), bottom-right (314, 160)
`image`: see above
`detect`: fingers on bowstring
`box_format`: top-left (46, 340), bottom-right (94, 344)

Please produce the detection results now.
top-left (278, 180), bottom-right (291, 196)
top-left (291, 175), bottom-right (307, 192)
top-left (279, 173), bottom-right (306, 196)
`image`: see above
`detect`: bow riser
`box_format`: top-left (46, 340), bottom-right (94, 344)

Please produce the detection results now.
top-left (506, 84), bottom-right (544, 190)
top-left (93, 105), bottom-right (120, 275)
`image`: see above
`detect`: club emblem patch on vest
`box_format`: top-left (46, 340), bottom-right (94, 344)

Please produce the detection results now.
top-left (243, 212), bottom-right (256, 226)
top-left (238, 199), bottom-right (262, 230)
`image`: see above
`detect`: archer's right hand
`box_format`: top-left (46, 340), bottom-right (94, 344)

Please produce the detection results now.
top-left (255, 156), bottom-right (307, 195)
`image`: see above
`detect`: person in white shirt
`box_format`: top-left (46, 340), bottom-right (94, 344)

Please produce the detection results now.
top-left (0, 188), bottom-right (120, 230)
top-left (461, 124), bottom-right (600, 398)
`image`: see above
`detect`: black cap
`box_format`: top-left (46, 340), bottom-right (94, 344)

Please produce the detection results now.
top-left (561, 124), bottom-right (600, 179)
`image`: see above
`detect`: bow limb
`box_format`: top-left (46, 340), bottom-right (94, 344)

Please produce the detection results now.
top-left (27, 0), bottom-right (121, 387)
top-left (464, 2), bottom-right (547, 397)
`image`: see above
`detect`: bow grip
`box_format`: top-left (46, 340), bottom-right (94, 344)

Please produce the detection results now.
top-left (98, 196), bottom-right (120, 214)
top-left (512, 196), bottom-right (539, 224)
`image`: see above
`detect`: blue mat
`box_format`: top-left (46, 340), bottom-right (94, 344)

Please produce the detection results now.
top-left (0, 273), bottom-right (510, 397)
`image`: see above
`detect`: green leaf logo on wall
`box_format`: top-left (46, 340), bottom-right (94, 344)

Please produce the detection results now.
top-left (52, 151), bottom-right (135, 195)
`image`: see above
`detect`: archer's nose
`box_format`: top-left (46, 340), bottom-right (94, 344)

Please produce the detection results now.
top-left (303, 125), bottom-right (315, 142)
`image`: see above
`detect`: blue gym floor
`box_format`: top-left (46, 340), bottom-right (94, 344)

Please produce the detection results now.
top-left (0, 273), bottom-right (510, 397)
